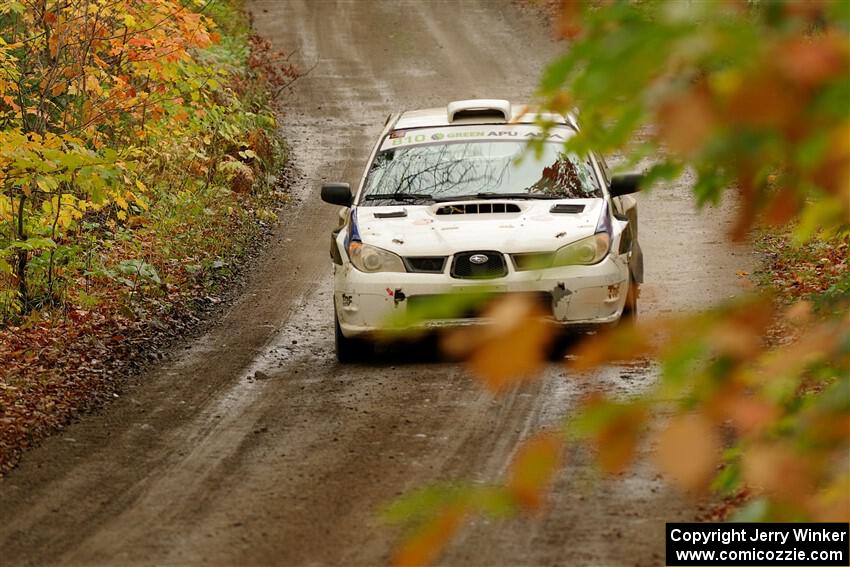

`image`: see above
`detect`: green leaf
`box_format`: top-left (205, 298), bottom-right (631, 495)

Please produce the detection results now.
top-left (5, 237), bottom-right (57, 251)
top-left (380, 483), bottom-right (470, 526)
top-left (116, 259), bottom-right (161, 285)
top-left (36, 176), bottom-right (59, 193)
top-left (730, 498), bottom-right (770, 522)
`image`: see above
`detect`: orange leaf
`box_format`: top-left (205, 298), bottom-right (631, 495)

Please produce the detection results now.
top-left (742, 444), bottom-right (814, 502)
top-left (730, 169), bottom-right (757, 241)
top-left (567, 320), bottom-right (658, 372)
top-left (465, 295), bottom-right (554, 392)
top-left (783, 300), bottom-right (813, 326)
top-left (392, 504), bottom-right (467, 567)
top-left (506, 432), bottom-right (565, 511)
top-left (706, 320), bottom-right (762, 359)
top-left (725, 69), bottom-right (800, 130)
top-left (812, 122), bottom-right (850, 198)
top-left (592, 402), bottom-right (647, 474)
top-left (775, 34), bottom-right (848, 89)
top-left (555, 0), bottom-right (583, 39)
top-left (547, 92), bottom-right (572, 115)
top-left (48, 34), bottom-right (59, 58)
top-left (654, 413), bottom-right (721, 492)
top-left (705, 384), bottom-right (779, 437)
top-left (764, 186), bottom-right (802, 227)
top-left (2, 95), bottom-right (20, 112)
top-left (656, 87), bottom-right (715, 156)
top-left (758, 324), bottom-right (839, 382)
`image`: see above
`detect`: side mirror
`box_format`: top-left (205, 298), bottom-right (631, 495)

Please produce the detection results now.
top-left (609, 173), bottom-right (643, 197)
top-left (321, 182), bottom-right (353, 207)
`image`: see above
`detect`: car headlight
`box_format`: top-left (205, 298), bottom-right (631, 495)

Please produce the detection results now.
top-left (552, 233), bottom-right (610, 266)
top-left (347, 241), bottom-right (406, 273)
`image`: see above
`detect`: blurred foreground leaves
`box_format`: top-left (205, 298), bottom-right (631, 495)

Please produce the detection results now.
top-left (387, 0), bottom-right (850, 563)
top-left (540, 0), bottom-right (849, 242)
top-left (387, 292), bottom-right (849, 563)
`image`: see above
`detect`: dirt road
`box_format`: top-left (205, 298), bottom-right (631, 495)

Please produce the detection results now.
top-left (0, 1), bottom-right (752, 565)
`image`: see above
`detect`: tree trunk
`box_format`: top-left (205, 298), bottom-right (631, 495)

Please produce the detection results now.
top-left (15, 194), bottom-right (28, 309)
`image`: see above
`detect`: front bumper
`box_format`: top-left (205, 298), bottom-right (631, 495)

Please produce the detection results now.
top-left (334, 255), bottom-right (629, 337)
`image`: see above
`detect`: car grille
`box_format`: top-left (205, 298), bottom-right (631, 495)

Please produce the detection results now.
top-left (512, 252), bottom-right (555, 271)
top-left (404, 256), bottom-right (447, 274)
top-left (436, 203), bottom-right (521, 215)
top-left (451, 251), bottom-right (507, 279)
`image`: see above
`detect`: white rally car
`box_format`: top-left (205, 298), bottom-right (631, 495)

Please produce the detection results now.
top-left (321, 100), bottom-right (643, 362)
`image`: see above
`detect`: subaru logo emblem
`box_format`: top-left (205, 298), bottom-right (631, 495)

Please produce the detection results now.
top-left (469, 254), bottom-right (489, 265)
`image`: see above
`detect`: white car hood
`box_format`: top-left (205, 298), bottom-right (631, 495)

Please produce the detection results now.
top-left (353, 198), bottom-right (605, 256)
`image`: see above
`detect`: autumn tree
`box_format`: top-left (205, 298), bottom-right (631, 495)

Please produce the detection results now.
top-left (0, 0), bottom-right (225, 315)
top-left (0, 1), bottom-right (293, 470)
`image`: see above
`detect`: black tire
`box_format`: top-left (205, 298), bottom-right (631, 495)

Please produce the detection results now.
top-left (619, 272), bottom-right (639, 325)
top-left (334, 308), bottom-right (371, 363)
top-left (547, 327), bottom-right (580, 361)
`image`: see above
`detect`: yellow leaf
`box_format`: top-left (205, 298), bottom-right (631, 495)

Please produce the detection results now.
top-left (708, 68), bottom-right (742, 98)
top-left (811, 475), bottom-right (850, 522)
top-left (133, 194), bottom-right (148, 211)
top-left (58, 208), bottom-right (74, 229)
top-left (128, 215), bottom-right (146, 228)
top-left (85, 74), bottom-right (103, 96)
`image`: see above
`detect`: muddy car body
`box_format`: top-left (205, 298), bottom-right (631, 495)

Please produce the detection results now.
top-left (321, 99), bottom-right (643, 362)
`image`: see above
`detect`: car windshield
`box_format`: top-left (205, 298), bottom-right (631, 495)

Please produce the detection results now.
top-left (360, 141), bottom-right (602, 205)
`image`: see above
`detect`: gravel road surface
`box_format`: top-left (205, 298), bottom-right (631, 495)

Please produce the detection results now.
top-left (0, 1), bottom-right (752, 565)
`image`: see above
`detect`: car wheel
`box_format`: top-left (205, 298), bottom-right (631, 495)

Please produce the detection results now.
top-left (547, 327), bottom-right (581, 361)
top-left (334, 307), bottom-right (371, 363)
top-left (619, 272), bottom-right (639, 325)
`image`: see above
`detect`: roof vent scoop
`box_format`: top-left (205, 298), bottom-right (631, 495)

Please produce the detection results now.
top-left (447, 99), bottom-right (511, 123)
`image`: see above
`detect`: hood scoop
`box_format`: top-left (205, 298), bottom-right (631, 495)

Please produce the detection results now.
top-left (373, 209), bottom-right (407, 219)
top-left (550, 203), bottom-right (585, 214)
top-left (436, 202), bottom-right (521, 215)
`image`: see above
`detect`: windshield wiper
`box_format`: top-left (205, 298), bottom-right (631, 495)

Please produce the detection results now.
top-left (436, 192), bottom-right (565, 202)
top-left (364, 192), bottom-right (434, 202)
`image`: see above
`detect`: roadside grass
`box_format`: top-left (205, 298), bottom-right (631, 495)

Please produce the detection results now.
top-left (0, 2), bottom-right (294, 475)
